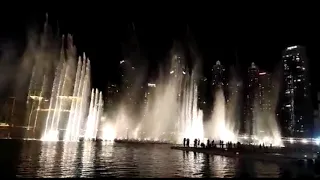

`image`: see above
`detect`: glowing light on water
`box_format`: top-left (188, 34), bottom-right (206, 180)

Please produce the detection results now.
top-left (41, 130), bottom-right (59, 141)
top-left (101, 123), bottom-right (116, 141)
top-left (302, 139), bottom-right (308, 144)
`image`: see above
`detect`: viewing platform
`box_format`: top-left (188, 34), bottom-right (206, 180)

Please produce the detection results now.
top-left (114, 138), bottom-right (173, 145)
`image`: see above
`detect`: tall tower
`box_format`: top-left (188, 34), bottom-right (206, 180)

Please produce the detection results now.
top-left (244, 62), bottom-right (259, 135)
top-left (211, 60), bottom-right (226, 90)
top-left (258, 71), bottom-right (272, 112)
top-left (282, 45), bottom-right (312, 137)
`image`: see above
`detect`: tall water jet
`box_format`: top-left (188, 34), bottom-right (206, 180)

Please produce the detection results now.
top-left (39, 36), bottom-right (91, 142)
top-left (63, 55), bottom-right (91, 142)
top-left (179, 71), bottom-right (204, 141)
top-left (205, 63), bottom-right (240, 143)
top-left (84, 89), bottom-right (103, 140)
top-left (207, 88), bottom-right (237, 142)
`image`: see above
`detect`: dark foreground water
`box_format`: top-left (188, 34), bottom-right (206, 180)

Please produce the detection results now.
top-left (0, 139), bottom-right (307, 178)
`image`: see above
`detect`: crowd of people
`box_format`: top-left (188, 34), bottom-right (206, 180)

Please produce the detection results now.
top-left (182, 138), bottom-right (242, 149)
top-left (182, 138), bottom-right (276, 151)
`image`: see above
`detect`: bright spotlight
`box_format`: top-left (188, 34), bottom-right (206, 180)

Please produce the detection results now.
top-left (301, 139), bottom-right (308, 144)
top-left (289, 138), bottom-right (294, 144)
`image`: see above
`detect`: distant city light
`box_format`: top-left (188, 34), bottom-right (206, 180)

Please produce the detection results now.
top-left (301, 139), bottom-right (308, 144)
top-left (287, 45), bottom-right (298, 50)
top-left (289, 138), bottom-right (294, 144)
top-left (148, 83), bottom-right (156, 87)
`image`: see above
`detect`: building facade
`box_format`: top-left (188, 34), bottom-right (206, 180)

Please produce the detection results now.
top-left (244, 62), bottom-right (259, 135)
top-left (281, 45), bottom-right (312, 137)
top-left (258, 71), bottom-right (272, 112)
top-left (211, 61), bottom-right (226, 90)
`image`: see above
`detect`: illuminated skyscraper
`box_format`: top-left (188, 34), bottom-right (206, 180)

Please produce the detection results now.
top-left (282, 45), bottom-right (312, 137)
top-left (105, 83), bottom-right (120, 110)
top-left (169, 41), bottom-right (185, 74)
top-left (169, 42), bottom-right (188, 104)
top-left (120, 23), bottom-right (143, 107)
top-left (198, 76), bottom-right (207, 110)
top-left (313, 92), bottom-right (320, 137)
top-left (258, 71), bottom-right (272, 112)
top-left (244, 62), bottom-right (259, 135)
top-left (211, 61), bottom-right (226, 90)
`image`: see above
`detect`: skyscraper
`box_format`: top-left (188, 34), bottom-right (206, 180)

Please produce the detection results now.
top-left (210, 60), bottom-right (227, 117)
top-left (258, 71), bottom-right (272, 112)
top-left (211, 61), bottom-right (226, 90)
top-left (281, 45), bottom-right (312, 137)
top-left (105, 83), bottom-right (120, 111)
top-left (119, 60), bottom-right (136, 104)
top-left (244, 62), bottom-right (259, 135)
top-left (197, 76), bottom-right (208, 110)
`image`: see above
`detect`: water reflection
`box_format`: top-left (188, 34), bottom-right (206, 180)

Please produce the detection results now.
top-left (17, 141), bottom-right (41, 177)
top-left (255, 161), bottom-right (280, 178)
top-left (81, 141), bottom-right (94, 177)
top-left (38, 142), bottom-right (58, 177)
top-left (180, 151), bottom-right (203, 177)
top-left (212, 155), bottom-right (237, 178)
top-left (201, 154), bottom-right (211, 178)
top-left (61, 142), bottom-right (78, 177)
top-left (94, 141), bottom-right (114, 176)
top-left (11, 140), bottom-right (290, 177)
top-left (53, 142), bottom-right (63, 176)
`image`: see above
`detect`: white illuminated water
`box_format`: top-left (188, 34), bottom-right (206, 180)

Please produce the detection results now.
top-left (26, 16), bottom-right (104, 142)
top-left (24, 15), bottom-right (283, 146)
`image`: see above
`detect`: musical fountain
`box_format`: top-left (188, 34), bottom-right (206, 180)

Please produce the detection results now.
top-left (18, 15), bottom-right (283, 147)
top-left (25, 15), bottom-right (103, 142)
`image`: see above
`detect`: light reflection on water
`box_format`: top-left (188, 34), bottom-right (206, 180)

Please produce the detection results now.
top-left (14, 140), bottom-right (284, 178)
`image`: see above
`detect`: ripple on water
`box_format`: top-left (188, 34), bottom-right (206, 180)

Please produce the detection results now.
top-left (5, 140), bottom-right (290, 177)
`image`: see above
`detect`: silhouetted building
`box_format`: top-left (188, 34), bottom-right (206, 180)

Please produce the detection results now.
top-left (105, 83), bottom-right (120, 110)
top-left (258, 71), bottom-right (272, 112)
top-left (314, 92), bottom-right (320, 137)
top-left (211, 60), bottom-right (227, 116)
top-left (211, 61), bottom-right (226, 90)
top-left (281, 45), bottom-right (312, 137)
top-left (169, 43), bottom-right (187, 103)
top-left (170, 54), bottom-right (187, 78)
top-left (142, 82), bottom-right (157, 117)
top-left (198, 76), bottom-right (208, 110)
top-left (120, 23), bottom-right (145, 108)
top-left (244, 62), bottom-right (259, 135)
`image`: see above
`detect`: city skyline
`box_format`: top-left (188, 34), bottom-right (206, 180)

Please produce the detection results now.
top-left (1, 13), bottom-right (319, 95)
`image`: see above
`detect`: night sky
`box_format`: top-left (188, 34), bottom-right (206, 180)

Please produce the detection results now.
top-left (0, 11), bottom-right (320, 104)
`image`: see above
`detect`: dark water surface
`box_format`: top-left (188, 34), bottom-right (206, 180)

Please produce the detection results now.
top-left (0, 139), bottom-right (298, 178)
